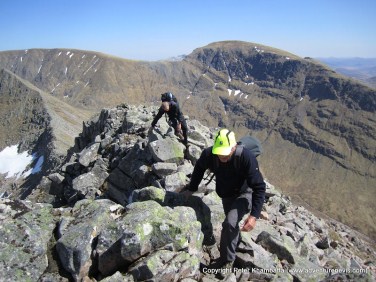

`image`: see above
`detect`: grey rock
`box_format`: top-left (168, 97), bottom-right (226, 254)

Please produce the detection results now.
top-left (164, 171), bottom-right (189, 193)
top-left (255, 231), bottom-right (295, 264)
top-left (148, 138), bottom-right (185, 163)
top-left (100, 271), bottom-right (134, 282)
top-left (106, 168), bottom-right (135, 201)
top-left (131, 186), bottom-right (166, 204)
top-left (289, 256), bottom-right (327, 282)
top-left (96, 200), bottom-right (203, 276)
top-left (152, 162), bottom-right (178, 178)
top-left (78, 142), bottom-right (100, 167)
top-left (71, 169), bottom-right (108, 199)
top-left (56, 199), bottom-right (124, 281)
top-left (177, 160), bottom-right (195, 175)
top-left (122, 107), bottom-right (151, 133)
top-left (186, 144), bottom-right (203, 165)
top-left (0, 200), bottom-right (56, 282)
top-left (128, 250), bottom-right (199, 281)
top-left (236, 238), bottom-right (279, 270)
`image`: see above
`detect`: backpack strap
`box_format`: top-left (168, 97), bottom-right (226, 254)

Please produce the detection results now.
top-left (234, 145), bottom-right (244, 170)
top-left (203, 147), bottom-right (219, 186)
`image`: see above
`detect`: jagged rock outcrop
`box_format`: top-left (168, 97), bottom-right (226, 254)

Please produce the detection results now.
top-left (0, 104), bottom-right (373, 281)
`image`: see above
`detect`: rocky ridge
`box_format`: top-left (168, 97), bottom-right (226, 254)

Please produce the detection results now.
top-left (0, 41), bottom-right (374, 240)
top-left (0, 104), bottom-right (374, 282)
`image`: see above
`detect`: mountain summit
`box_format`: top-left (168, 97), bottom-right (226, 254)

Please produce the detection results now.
top-left (0, 41), bottom-right (375, 241)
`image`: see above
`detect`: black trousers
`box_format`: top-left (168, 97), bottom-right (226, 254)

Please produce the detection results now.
top-left (169, 118), bottom-right (188, 145)
top-left (220, 188), bottom-right (252, 262)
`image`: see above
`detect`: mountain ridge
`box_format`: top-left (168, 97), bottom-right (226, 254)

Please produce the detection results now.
top-left (0, 40), bottom-right (375, 240)
top-left (9, 103), bottom-right (372, 281)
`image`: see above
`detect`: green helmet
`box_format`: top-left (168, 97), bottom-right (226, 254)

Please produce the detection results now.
top-left (212, 129), bottom-right (236, 155)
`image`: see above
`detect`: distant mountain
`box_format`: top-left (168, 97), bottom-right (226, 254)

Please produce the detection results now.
top-left (317, 57), bottom-right (376, 88)
top-left (0, 41), bottom-right (375, 240)
top-left (0, 69), bottom-right (92, 198)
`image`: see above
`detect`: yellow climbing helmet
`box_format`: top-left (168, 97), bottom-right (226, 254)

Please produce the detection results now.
top-left (212, 129), bottom-right (236, 155)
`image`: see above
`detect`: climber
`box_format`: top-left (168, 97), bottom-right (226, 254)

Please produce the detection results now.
top-left (151, 92), bottom-right (188, 146)
top-left (181, 128), bottom-right (266, 276)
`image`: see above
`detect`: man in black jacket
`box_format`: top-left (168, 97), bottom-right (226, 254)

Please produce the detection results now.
top-left (151, 99), bottom-right (188, 146)
top-left (182, 128), bottom-right (266, 273)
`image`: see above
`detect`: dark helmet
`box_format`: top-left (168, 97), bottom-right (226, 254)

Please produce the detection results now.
top-left (161, 92), bottom-right (174, 102)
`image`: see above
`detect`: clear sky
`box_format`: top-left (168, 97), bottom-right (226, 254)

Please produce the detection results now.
top-left (0, 0), bottom-right (375, 61)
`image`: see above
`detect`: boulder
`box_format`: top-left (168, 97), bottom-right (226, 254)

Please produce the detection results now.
top-left (152, 162), bottom-right (178, 178)
top-left (128, 250), bottom-right (199, 281)
top-left (164, 171), bottom-right (189, 193)
top-left (148, 138), bottom-right (185, 163)
top-left (0, 200), bottom-right (56, 282)
top-left (78, 142), bottom-right (100, 167)
top-left (96, 200), bottom-right (203, 277)
top-left (56, 199), bottom-right (124, 281)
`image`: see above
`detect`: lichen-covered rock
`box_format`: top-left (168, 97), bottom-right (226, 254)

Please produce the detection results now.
top-left (164, 171), bottom-right (189, 193)
top-left (96, 200), bottom-right (203, 277)
top-left (0, 200), bottom-right (56, 282)
top-left (255, 231), bottom-right (296, 264)
top-left (148, 138), bottom-right (185, 163)
top-left (131, 186), bottom-right (167, 204)
top-left (56, 199), bottom-right (124, 281)
top-left (128, 250), bottom-right (200, 281)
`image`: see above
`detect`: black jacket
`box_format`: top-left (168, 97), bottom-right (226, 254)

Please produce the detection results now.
top-left (151, 101), bottom-right (184, 127)
top-left (188, 146), bottom-right (266, 218)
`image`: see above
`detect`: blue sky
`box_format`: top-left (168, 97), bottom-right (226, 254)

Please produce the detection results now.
top-left (0, 0), bottom-right (375, 61)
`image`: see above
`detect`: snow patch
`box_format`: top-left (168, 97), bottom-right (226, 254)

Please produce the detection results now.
top-left (24, 155), bottom-right (44, 177)
top-left (51, 83), bottom-right (60, 93)
top-left (0, 145), bottom-right (43, 179)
